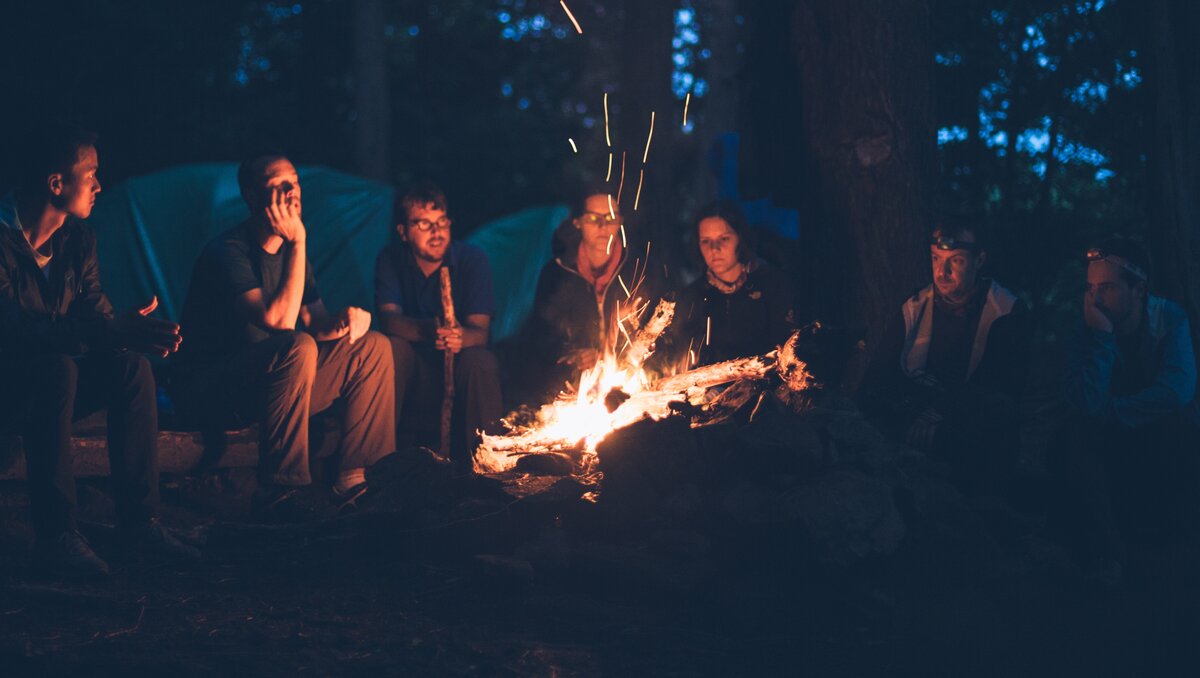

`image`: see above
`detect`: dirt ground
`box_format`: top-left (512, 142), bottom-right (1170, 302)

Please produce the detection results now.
top-left (3, 459), bottom-right (1200, 677)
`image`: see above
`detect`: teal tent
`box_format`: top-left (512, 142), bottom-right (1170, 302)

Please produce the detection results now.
top-left (88, 163), bottom-right (565, 341)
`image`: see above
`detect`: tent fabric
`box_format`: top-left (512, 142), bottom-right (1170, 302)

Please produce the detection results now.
top-left (88, 162), bottom-right (564, 341)
top-left (466, 204), bottom-right (568, 341)
top-left (90, 163), bottom-right (393, 321)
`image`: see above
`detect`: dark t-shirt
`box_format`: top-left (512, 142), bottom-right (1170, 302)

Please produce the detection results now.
top-left (374, 240), bottom-right (494, 328)
top-left (177, 222), bottom-right (320, 369)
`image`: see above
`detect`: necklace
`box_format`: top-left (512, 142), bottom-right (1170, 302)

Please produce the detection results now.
top-left (707, 264), bottom-right (747, 294)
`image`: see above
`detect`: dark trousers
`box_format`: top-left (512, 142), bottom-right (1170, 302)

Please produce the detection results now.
top-left (1052, 412), bottom-right (1200, 562)
top-left (930, 394), bottom-right (1020, 498)
top-left (0, 352), bottom-right (158, 538)
top-left (176, 331), bottom-right (395, 486)
top-left (389, 337), bottom-right (502, 462)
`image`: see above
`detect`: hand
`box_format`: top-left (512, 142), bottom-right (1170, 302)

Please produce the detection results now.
top-left (435, 324), bottom-right (463, 354)
top-left (342, 306), bottom-right (371, 344)
top-left (1083, 292), bottom-right (1114, 333)
top-left (905, 407), bottom-right (944, 452)
top-left (557, 348), bottom-right (598, 371)
top-left (265, 188), bottom-right (305, 243)
top-left (111, 296), bottom-right (182, 357)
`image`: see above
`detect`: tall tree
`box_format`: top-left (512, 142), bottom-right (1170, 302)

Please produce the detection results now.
top-left (351, 0), bottom-right (392, 182)
top-left (791, 0), bottom-right (936, 389)
top-left (1143, 0), bottom-right (1200, 361)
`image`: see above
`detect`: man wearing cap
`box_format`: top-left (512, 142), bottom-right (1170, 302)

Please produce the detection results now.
top-left (860, 221), bottom-right (1031, 496)
top-left (1058, 236), bottom-right (1200, 584)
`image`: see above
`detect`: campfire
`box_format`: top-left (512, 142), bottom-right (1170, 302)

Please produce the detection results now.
top-left (474, 300), bottom-right (819, 474)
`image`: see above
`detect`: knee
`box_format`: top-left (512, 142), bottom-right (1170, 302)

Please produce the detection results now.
top-left (355, 331), bottom-right (394, 373)
top-left (113, 351), bottom-right (154, 386)
top-left (456, 347), bottom-right (499, 382)
top-left (272, 331), bottom-right (318, 375)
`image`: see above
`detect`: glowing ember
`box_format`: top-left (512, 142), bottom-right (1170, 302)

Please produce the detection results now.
top-left (560, 0), bottom-right (583, 34)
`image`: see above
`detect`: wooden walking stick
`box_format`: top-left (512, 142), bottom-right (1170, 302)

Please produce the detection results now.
top-left (439, 267), bottom-right (458, 459)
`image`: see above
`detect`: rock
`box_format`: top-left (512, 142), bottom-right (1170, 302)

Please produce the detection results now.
top-left (775, 467), bottom-right (906, 566)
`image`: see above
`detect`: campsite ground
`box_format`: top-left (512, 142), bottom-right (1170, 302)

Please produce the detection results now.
top-left (3, 459), bottom-right (1200, 677)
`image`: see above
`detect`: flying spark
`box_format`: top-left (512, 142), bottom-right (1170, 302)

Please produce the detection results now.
top-left (606, 233), bottom-right (614, 256)
top-left (620, 223), bottom-right (627, 248)
top-left (607, 193), bottom-right (616, 220)
top-left (603, 92), bottom-right (611, 147)
top-left (606, 152), bottom-right (613, 181)
top-left (616, 152), bottom-right (627, 205)
top-left (568, 138), bottom-right (578, 153)
top-left (618, 274), bottom-right (631, 298)
top-left (634, 169), bottom-right (645, 210)
top-left (560, 0), bottom-right (583, 34)
top-left (683, 93), bottom-right (691, 128)
top-left (642, 111), bottom-right (656, 164)
top-left (705, 316), bottom-right (711, 345)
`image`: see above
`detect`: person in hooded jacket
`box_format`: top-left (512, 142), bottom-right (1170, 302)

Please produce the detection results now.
top-left (518, 192), bottom-right (662, 402)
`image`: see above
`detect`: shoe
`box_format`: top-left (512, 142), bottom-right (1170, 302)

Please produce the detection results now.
top-left (121, 518), bottom-right (201, 561)
top-left (330, 482), bottom-right (369, 513)
top-left (251, 485), bottom-right (337, 523)
top-left (35, 529), bottom-right (111, 579)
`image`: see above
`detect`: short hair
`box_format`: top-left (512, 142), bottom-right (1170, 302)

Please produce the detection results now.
top-left (397, 181), bottom-right (447, 223)
top-left (237, 152), bottom-right (289, 205)
top-left (694, 199), bottom-right (756, 263)
top-left (931, 217), bottom-right (987, 252)
top-left (1093, 235), bottom-right (1151, 287)
top-left (18, 123), bottom-right (99, 193)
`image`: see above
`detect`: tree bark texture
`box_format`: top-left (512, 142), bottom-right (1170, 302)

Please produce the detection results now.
top-left (790, 0), bottom-right (935, 392)
top-left (1144, 0), bottom-right (1200, 366)
top-left (351, 0), bottom-right (392, 182)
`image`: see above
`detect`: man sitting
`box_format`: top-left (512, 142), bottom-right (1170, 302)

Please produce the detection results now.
top-left (1058, 237), bottom-right (1200, 584)
top-left (174, 153), bottom-right (395, 520)
top-left (859, 221), bottom-right (1030, 496)
top-left (374, 182), bottom-right (501, 464)
top-left (0, 124), bottom-right (195, 576)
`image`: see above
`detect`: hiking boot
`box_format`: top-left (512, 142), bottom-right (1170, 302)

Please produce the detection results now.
top-left (120, 518), bottom-right (201, 561)
top-left (331, 482), bottom-right (369, 513)
top-left (251, 485), bottom-right (337, 523)
top-left (35, 529), bottom-right (111, 579)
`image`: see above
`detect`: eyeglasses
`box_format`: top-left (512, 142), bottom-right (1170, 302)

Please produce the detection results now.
top-left (1085, 248), bottom-right (1147, 280)
top-left (930, 235), bottom-right (980, 253)
top-left (409, 217), bottom-right (452, 232)
top-left (577, 212), bottom-right (621, 227)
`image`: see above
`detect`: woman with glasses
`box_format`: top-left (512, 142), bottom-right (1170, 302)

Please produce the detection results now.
top-left (516, 192), bottom-right (660, 401)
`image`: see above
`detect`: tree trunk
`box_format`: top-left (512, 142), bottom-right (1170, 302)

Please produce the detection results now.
top-left (350, 0), bottom-right (391, 182)
top-left (1144, 0), bottom-right (1200, 365)
top-left (791, 0), bottom-right (935, 392)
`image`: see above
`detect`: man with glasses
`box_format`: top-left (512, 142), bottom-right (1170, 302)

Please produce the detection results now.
top-left (1058, 236), bottom-right (1199, 585)
top-left (374, 181), bottom-right (501, 464)
top-left (860, 221), bottom-right (1030, 497)
top-left (175, 154), bottom-right (395, 520)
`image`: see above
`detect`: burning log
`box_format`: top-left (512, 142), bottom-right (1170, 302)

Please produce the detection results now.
top-left (623, 299), bottom-right (674, 368)
top-left (475, 328), bottom-right (817, 475)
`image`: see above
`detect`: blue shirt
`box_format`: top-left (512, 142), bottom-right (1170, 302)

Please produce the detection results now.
top-left (374, 240), bottom-right (495, 327)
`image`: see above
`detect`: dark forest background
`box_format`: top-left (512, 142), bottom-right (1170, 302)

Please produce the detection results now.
top-left (1, 0), bottom-right (1197, 380)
